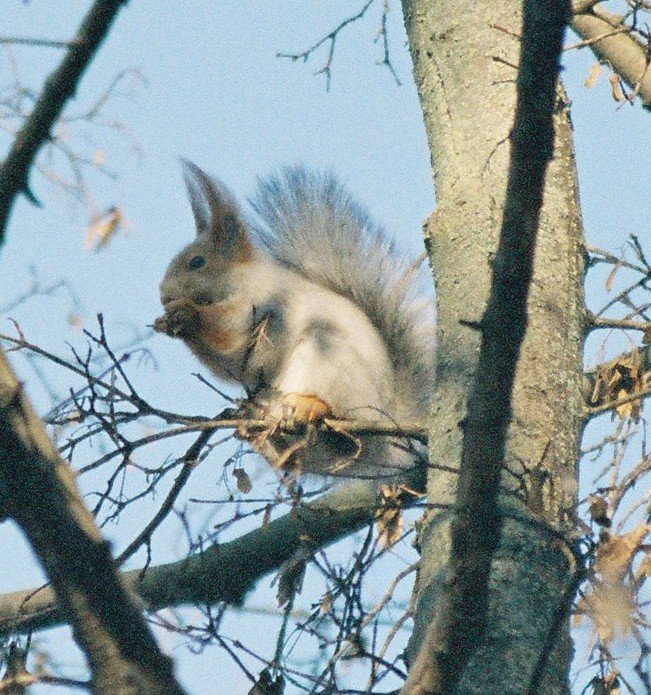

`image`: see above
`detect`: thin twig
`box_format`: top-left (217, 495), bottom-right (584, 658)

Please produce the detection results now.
top-left (0, 36), bottom-right (80, 49)
top-left (277, 0), bottom-right (375, 89)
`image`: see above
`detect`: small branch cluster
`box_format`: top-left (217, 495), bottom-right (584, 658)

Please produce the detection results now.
top-left (0, 5), bottom-right (143, 241)
top-left (570, 1), bottom-right (651, 106)
top-left (277, 0), bottom-right (401, 89)
top-left (576, 239), bottom-right (651, 691)
top-left (0, 314), bottom-right (429, 692)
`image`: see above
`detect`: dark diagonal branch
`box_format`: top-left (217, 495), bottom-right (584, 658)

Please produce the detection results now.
top-left (0, 0), bottom-right (128, 242)
top-left (0, 350), bottom-right (186, 694)
top-left (0, 1), bottom-right (189, 690)
top-left (0, 469), bottom-right (425, 637)
top-left (401, 2), bottom-right (570, 693)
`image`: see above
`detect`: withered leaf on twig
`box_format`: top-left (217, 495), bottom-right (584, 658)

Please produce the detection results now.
top-left (232, 468), bottom-right (252, 494)
top-left (604, 258), bottom-right (622, 292)
top-left (84, 206), bottom-right (123, 252)
top-left (588, 494), bottom-right (611, 527)
top-left (584, 63), bottom-right (603, 89)
top-left (595, 524), bottom-right (649, 584)
top-left (590, 352), bottom-right (645, 420)
top-left (318, 590), bottom-right (334, 614)
top-left (574, 525), bottom-right (649, 644)
top-left (273, 545), bottom-right (312, 607)
top-left (575, 584), bottom-right (635, 644)
top-left (375, 484), bottom-right (404, 548)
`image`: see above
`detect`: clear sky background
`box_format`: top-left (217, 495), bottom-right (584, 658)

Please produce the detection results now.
top-left (1, 2), bottom-right (650, 693)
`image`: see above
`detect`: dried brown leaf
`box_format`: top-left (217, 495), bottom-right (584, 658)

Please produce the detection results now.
top-left (583, 583), bottom-right (635, 643)
top-left (595, 524), bottom-right (649, 584)
top-left (605, 259), bottom-right (622, 291)
top-left (85, 207), bottom-right (122, 252)
top-left (319, 590), bottom-right (334, 614)
top-left (274, 545), bottom-right (312, 607)
top-left (614, 389), bottom-right (637, 420)
top-left (232, 468), bottom-right (252, 494)
top-left (584, 63), bottom-right (603, 89)
top-left (588, 495), bottom-right (611, 527)
top-left (603, 353), bottom-right (644, 420)
top-left (375, 483), bottom-right (403, 548)
top-left (609, 73), bottom-right (625, 102)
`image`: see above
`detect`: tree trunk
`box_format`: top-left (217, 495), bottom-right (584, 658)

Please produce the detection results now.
top-left (401, 1), bottom-right (585, 691)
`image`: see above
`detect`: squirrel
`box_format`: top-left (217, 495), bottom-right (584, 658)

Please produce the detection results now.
top-left (154, 161), bottom-right (434, 479)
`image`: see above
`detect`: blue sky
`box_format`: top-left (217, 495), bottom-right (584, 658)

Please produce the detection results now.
top-left (1, 2), bottom-right (651, 693)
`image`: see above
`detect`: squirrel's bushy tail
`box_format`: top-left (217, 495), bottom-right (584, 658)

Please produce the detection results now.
top-left (249, 168), bottom-right (434, 419)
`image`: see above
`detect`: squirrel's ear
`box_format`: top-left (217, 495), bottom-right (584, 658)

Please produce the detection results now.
top-left (181, 160), bottom-right (252, 261)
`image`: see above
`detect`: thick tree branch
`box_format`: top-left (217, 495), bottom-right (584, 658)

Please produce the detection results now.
top-left (402, 1), bottom-right (570, 693)
top-left (0, 469), bottom-right (425, 637)
top-left (0, 0), bottom-right (128, 242)
top-left (572, 7), bottom-right (651, 105)
top-left (572, 0), bottom-right (601, 13)
top-left (0, 350), bottom-right (186, 694)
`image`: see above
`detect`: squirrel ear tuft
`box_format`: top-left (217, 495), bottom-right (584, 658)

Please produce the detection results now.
top-left (181, 159), bottom-right (252, 261)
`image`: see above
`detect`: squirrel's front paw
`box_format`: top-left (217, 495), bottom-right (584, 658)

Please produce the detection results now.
top-left (153, 299), bottom-right (202, 339)
top-left (281, 393), bottom-right (332, 428)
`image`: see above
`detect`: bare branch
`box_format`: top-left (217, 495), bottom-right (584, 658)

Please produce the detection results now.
top-left (587, 312), bottom-right (651, 332)
top-left (572, 7), bottom-right (651, 106)
top-left (0, 36), bottom-right (80, 49)
top-left (0, 0), bottom-right (129, 242)
top-left (277, 0), bottom-right (376, 89)
top-left (0, 469), bottom-right (425, 637)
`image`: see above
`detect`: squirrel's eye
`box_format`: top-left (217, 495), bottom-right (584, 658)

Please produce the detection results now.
top-left (188, 255), bottom-right (206, 270)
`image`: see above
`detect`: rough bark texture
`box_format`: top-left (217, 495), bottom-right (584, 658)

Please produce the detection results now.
top-left (401, 0), bottom-right (585, 692)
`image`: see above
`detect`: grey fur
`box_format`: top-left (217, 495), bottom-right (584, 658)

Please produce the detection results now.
top-left (303, 318), bottom-right (338, 355)
top-left (249, 168), bottom-right (434, 420)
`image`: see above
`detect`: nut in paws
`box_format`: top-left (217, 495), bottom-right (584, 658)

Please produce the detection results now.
top-left (154, 299), bottom-right (202, 339)
top-left (281, 393), bottom-right (332, 428)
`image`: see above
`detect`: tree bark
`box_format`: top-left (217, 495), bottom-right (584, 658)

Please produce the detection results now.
top-left (401, 0), bottom-right (585, 692)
